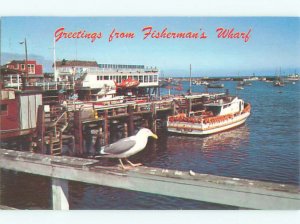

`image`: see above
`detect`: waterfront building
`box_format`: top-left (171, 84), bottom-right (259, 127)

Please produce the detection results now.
top-left (2, 60), bottom-right (44, 84)
top-left (55, 60), bottom-right (99, 82)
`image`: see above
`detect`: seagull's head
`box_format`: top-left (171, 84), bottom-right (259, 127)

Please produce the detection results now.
top-left (137, 128), bottom-right (158, 140)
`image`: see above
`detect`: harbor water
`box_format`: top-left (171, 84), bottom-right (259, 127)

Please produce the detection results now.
top-left (0, 80), bottom-right (299, 209)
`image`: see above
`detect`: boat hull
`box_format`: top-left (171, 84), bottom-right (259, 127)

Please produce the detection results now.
top-left (167, 112), bottom-right (250, 135)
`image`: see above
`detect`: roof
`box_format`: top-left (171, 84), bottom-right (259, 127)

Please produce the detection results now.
top-left (6, 60), bottom-right (37, 64)
top-left (55, 60), bottom-right (98, 67)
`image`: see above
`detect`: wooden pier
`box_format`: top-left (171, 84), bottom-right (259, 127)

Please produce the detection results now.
top-left (33, 98), bottom-right (177, 155)
top-left (0, 148), bottom-right (299, 210)
top-left (31, 93), bottom-right (226, 156)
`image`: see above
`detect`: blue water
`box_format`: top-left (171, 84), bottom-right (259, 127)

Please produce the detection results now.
top-left (1, 81), bottom-right (299, 209)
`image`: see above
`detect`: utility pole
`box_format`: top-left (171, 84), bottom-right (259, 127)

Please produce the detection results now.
top-left (20, 38), bottom-right (28, 89)
top-left (25, 38), bottom-right (28, 84)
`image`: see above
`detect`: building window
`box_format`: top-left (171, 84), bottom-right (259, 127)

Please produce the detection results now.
top-left (139, 76), bottom-right (143, 83)
top-left (144, 75), bottom-right (148, 82)
top-left (0, 104), bottom-right (8, 116)
top-left (149, 75), bottom-right (153, 82)
top-left (28, 64), bottom-right (35, 74)
top-left (21, 64), bottom-right (25, 70)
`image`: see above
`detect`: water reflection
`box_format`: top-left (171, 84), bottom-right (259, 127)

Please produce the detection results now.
top-left (200, 125), bottom-right (250, 152)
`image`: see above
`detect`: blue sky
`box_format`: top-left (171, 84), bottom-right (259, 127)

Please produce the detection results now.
top-left (1, 17), bottom-right (299, 76)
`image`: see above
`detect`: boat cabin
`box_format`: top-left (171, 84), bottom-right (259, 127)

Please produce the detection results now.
top-left (204, 97), bottom-right (244, 116)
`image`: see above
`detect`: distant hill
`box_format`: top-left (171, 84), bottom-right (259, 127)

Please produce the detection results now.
top-left (1, 52), bottom-right (53, 73)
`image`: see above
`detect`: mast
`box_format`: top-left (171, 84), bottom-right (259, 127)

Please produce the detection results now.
top-left (53, 37), bottom-right (57, 81)
top-left (189, 64), bottom-right (192, 94)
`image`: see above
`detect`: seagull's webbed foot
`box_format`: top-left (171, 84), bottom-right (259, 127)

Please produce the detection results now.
top-left (118, 159), bottom-right (132, 170)
top-left (125, 158), bottom-right (143, 167)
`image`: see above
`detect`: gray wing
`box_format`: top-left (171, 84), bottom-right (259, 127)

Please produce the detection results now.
top-left (101, 138), bottom-right (136, 155)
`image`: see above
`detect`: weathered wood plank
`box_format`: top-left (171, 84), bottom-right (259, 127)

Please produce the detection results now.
top-left (0, 205), bottom-right (18, 210)
top-left (0, 148), bottom-right (299, 209)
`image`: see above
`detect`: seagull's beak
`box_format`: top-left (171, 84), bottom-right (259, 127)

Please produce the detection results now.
top-left (151, 134), bottom-right (158, 139)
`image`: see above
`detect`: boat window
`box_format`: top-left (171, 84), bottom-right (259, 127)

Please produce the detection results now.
top-left (104, 76), bottom-right (109, 80)
top-left (0, 104), bottom-right (8, 116)
top-left (207, 105), bottom-right (221, 116)
top-left (223, 103), bottom-right (231, 109)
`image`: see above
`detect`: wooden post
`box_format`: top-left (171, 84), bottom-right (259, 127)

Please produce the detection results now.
top-left (49, 133), bottom-right (53, 155)
top-left (99, 127), bottom-right (104, 147)
top-left (36, 105), bottom-right (45, 154)
top-left (124, 123), bottom-right (128, 138)
top-left (103, 110), bottom-right (109, 145)
top-left (144, 118), bottom-right (149, 128)
top-left (84, 126), bottom-right (92, 155)
top-left (171, 101), bottom-right (176, 115)
top-left (74, 110), bottom-right (83, 155)
top-left (150, 103), bottom-right (157, 133)
top-left (187, 98), bottom-right (192, 116)
top-left (52, 178), bottom-right (69, 210)
top-left (127, 105), bottom-right (134, 136)
top-left (94, 127), bottom-right (102, 151)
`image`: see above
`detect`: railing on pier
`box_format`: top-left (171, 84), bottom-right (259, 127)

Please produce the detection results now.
top-left (4, 80), bottom-right (75, 91)
top-left (66, 100), bottom-right (174, 120)
top-left (0, 148), bottom-right (299, 210)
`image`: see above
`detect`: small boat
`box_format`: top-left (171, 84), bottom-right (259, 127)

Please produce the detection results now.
top-left (167, 96), bottom-right (251, 135)
top-left (273, 80), bottom-right (284, 87)
top-left (116, 78), bottom-right (139, 89)
top-left (192, 80), bottom-right (209, 86)
top-left (207, 83), bottom-right (224, 88)
top-left (236, 86), bottom-right (244, 90)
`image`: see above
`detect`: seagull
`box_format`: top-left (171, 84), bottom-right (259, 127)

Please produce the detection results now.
top-left (96, 128), bottom-right (158, 169)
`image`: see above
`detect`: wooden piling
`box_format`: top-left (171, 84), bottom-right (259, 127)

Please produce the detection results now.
top-left (123, 123), bottom-right (128, 138)
top-left (36, 105), bottom-right (45, 154)
top-left (187, 98), bottom-right (192, 116)
top-left (150, 103), bottom-right (157, 133)
top-left (127, 105), bottom-right (134, 136)
top-left (171, 101), bottom-right (176, 115)
top-left (103, 110), bottom-right (109, 145)
top-left (74, 110), bottom-right (83, 155)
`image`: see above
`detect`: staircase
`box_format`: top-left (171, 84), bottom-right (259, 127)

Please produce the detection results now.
top-left (174, 99), bottom-right (188, 113)
top-left (35, 105), bottom-right (74, 156)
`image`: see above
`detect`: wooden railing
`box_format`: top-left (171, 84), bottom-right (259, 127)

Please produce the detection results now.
top-left (0, 148), bottom-right (299, 210)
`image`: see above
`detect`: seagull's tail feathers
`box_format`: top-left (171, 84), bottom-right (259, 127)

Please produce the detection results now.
top-left (94, 146), bottom-right (110, 158)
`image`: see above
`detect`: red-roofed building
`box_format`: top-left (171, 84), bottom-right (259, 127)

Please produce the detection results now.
top-left (5, 60), bottom-right (43, 75)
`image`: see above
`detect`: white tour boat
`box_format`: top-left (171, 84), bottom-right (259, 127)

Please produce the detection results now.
top-left (167, 96), bottom-right (251, 135)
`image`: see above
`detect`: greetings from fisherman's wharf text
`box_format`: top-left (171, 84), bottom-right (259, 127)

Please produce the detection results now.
top-left (54, 26), bottom-right (252, 43)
